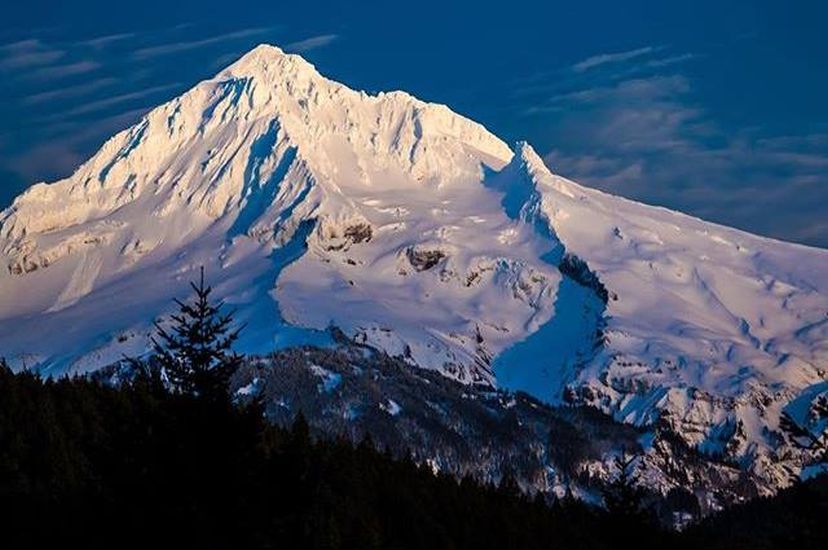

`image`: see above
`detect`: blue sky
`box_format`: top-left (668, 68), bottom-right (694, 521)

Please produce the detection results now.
top-left (1, 0), bottom-right (826, 246)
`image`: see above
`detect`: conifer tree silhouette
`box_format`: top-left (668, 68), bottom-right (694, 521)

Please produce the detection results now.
top-left (152, 267), bottom-right (244, 401)
top-left (602, 448), bottom-right (646, 520)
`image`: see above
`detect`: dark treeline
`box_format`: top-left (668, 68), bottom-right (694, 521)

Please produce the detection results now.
top-left (0, 364), bottom-right (652, 549)
top-left (1, 364), bottom-right (826, 549)
top-left (683, 473), bottom-right (828, 549)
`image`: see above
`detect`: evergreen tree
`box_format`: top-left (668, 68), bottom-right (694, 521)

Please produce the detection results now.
top-left (498, 466), bottom-right (522, 500)
top-left (152, 267), bottom-right (244, 401)
top-left (600, 448), bottom-right (656, 547)
top-left (602, 448), bottom-right (647, 520)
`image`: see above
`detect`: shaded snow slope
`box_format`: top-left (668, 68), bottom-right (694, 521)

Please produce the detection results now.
top-left (0, 45), bottom-right (826, 491)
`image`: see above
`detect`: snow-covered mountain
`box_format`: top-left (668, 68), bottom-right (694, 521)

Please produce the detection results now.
top-left (1, 44), bottom-right (826, 492)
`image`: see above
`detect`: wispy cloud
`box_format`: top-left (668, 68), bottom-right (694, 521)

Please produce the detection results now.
top-left (0, 39), bottom-right (64, 70)
top-left (524, 74), bottom-right (691, 114)
top-left (23, 77), bottom-right (118, 105)
top-left (132, 27), bottom-right (273, 60)
top-left (644, 53), bottom-right (697, 69)
top-left (23, 60), bottom-right (101, 80)
top-left (513, 48), bottom-right (695, 100)
top-left (43, 83), bottom-right (182, 120)
top-left (285, 34), bottom-right (339, 53)
top-left (572, 46), bottom-right (659, 72)
top-left (524, 46), bottom-right (828, 247)
top-left (82, 33), bottom-right (136, 49)
top-left (43, 107), bottom-right (151, 143)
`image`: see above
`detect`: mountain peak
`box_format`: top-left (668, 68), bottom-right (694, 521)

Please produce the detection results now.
top-left (222, 43), bottom-right (322, 82)
top-left (512, 141), bottom-right (553, 182)
top-left (245, 43), bottom-right (287, 58)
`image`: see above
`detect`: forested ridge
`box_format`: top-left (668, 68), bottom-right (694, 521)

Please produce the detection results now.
top-left (1, 364), bottom-right (826, 549)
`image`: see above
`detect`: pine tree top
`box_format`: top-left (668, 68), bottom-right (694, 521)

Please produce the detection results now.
top-left (152, 267), bottom-right (244, 401)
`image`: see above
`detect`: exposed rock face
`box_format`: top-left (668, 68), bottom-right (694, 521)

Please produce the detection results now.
top-left (224, 345), bottom-right (772, 517)
top-left (406, 246), bottom-right (446, 271)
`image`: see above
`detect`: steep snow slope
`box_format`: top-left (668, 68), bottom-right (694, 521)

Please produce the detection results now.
top-left (0, 45), bottom-right (556, 385)
top-left (496, 143), bottom-right (828, 489)
top-left (0, 44), bottom-right (825, 491)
